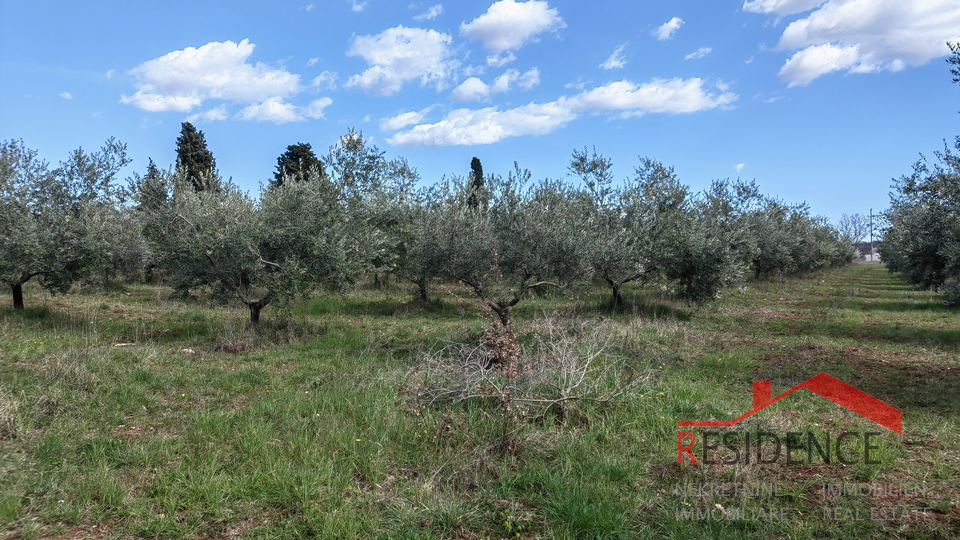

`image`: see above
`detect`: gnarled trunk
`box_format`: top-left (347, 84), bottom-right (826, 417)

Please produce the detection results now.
top-left (11, 270), bottom-right (43, 310)
top-left (488, 302), bottom-right (511, 328)
top-left (416, 277), bottom-right (429, 302)
top-left (249, 303), bottom-right (262, 324)
top-left (606, 279), bottom-right (624, 311)
top-left (12, 283), bottom-right (23, 310)
top-left (242, 291), bottom-right (275, 325)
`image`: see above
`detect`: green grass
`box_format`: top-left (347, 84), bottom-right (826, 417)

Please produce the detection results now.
top-left (0, 265), bottom-right (957, 538)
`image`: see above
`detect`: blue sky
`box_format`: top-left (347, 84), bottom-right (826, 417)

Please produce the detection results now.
top-left (2, 0), bottom-right (959, 222)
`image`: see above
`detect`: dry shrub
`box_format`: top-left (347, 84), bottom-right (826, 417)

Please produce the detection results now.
top-left (405, 316), bottom-right (651, 421)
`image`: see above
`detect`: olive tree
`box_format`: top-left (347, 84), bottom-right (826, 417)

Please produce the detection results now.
top-left (141, 169), bottom-right (356, 323)
top-left (569, 149), bottom-right (751, 307)
top-left (568, 147), bottom-right (636, 309)
top-left (395, 187), bottom-right (439, 302)
top-left (325, 129), bottom-right (419, 285)
top-left (0, 138), bottom-right (129, 309)
top-left (423, 164), bottom-right (592, 327)
top-left (881, 140), bottom-right (960, 302)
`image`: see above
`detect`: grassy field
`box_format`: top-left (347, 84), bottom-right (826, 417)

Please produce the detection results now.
top-left (0, 264), bottom-right (958, 539)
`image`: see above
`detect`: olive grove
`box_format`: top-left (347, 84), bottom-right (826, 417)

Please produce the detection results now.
top-left (2, 128), bottom-right (854, 323)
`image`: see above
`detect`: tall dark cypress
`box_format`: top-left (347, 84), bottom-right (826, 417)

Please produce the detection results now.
top-left (467, 156), bottom-right (484, 209)
top-left (273, 143), bottom-right (324, 186)
top-left (175, 122), bottom-right (217, 192)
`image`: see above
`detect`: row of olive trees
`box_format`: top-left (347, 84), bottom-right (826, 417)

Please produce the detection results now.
top-left (879, 138), bottom-right (960, 304)
top-left (1, 131), bottom-right (851, 322)
top-left (395, 148), bottom-right (851, 327)
top-left (879, 43), bottom-right (960, 304)
top-left (129, 129), bottom-right (418, 323)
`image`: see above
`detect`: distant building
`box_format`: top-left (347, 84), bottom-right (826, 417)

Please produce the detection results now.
top-left (854, 241), bottom-right (880, 262)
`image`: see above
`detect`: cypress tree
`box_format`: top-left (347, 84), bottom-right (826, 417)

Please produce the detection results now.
top-left (175, 122), bottom-right (217, 192)
top-left (273, 142), bottom-right (324, 186)
top-left (467, 156), bottom-right (484, 209)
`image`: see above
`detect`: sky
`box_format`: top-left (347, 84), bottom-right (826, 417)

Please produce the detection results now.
top-left (2, 0), bottom-right (959, 222)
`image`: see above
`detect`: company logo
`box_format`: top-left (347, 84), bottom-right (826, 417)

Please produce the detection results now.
top-left (676, 372), bottom-right (902, 465)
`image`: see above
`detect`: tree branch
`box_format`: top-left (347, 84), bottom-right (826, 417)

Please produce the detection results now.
top-left (248, 246), bottom-right (283, 272)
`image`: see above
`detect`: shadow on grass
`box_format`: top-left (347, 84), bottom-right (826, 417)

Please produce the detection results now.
top-left (570, 288), bottom-right (693, 322)
top-left (762, 318), bottom-right (960, 350)
top-left (301, 293), bottom-right (465, 320)
top-left (0, 305), bottom-right (56, 321)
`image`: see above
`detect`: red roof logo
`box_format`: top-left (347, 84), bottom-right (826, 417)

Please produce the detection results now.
top-left (678, 372), bottom-right (902, 434)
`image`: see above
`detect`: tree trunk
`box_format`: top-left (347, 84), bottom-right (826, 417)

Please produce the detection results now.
top-left (490, 303), bottom-right (511, 327)
top-left (12, 283), bottom-right (24, 310)
top-left (417, 279), bottom-right (428, 302)
top-left (244, 292), bottom-right (274, 325)
top-left (610, 282), bottom-right (623, 311)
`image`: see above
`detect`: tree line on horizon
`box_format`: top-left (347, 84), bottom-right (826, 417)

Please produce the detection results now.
top-left (1, 121), bottom-right (854, 324)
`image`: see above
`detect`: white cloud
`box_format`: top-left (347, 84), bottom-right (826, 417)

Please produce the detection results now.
top-left (735, 163), bottom-right (745, 173)
top-left (306, 57), bottom-right (319, 67)
top-left (451, 77), bottom-right (492, 101)
top-left (59, 92), bottom-right (73, 100)
top-left (451, 68), bottom-right (540, 101)
top-left (350, 0), bottom-right (367, 12)
top-left (517, 67), bottom-right (540, 90)
top-left (569, 78), bottom-right (737, 117)
top-left (236, 97), bottom-right (304, 124)
top-left (391, 77), bottom-right (737, 147)
top-left (753, 0), bottom-right (960, 86)
top-left (654, 17), bottom-right (684, 40)
top-left (463, 64), bottom-right (486, 76)
top-left (489, 68), bottom-right (515, 92)
top-left (186, 105), bottom-right (229, 123)
top-left (460, 0), bottom-right (566, 53)
top-left (600, 45), bottom-right (627, 69)
top-left (311, 70), bottom-right (338, 89)
top-left (389, 101), bottom-right (577, 147)
top-left (346, 26), bottom-right (455, 96)
top-left (121, 39), bottom-right (301, 112)
top-left (380, 107), bottom-right (432, 131)
top-left (487, 52), bottom-right (516, 67)
top-left (742, 0), bottom-right (826, 15)
top-left (303, 97), bottom-right (333, 119)
top-left (305, 3), bottom-right (315, 11)
top-left (685, 47), bottom-right (712, 60)
top-left (779, 43), bottom-right (860, 86)
top-left (756, 94), bottom-right (784, 103)
top-left (105, 69), bottom-right (115, 79)
top-left (565, 77), bottom-right (588, 90)
top-left (490, 67), bottom-right (540, 91)
top-left (414, 4), bottom-right (443, 20)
